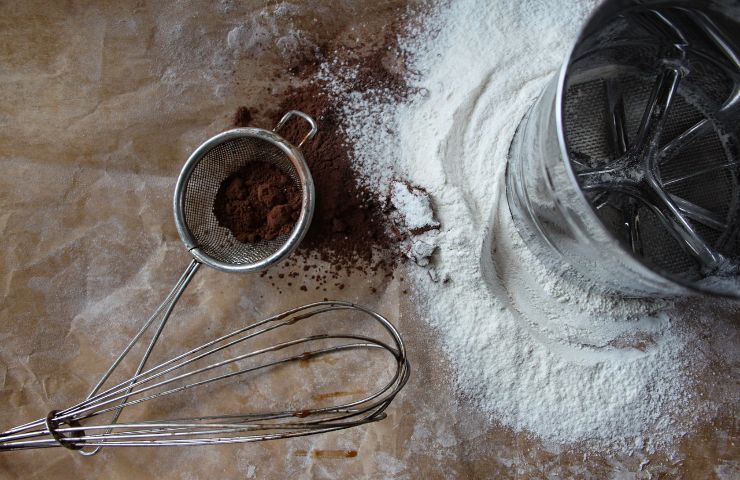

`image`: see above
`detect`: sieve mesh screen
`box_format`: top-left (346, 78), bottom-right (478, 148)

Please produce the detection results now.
top-left (182, 136), bottom-right (302, 266)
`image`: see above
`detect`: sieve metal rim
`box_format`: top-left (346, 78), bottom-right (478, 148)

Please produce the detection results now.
top-left (172, 126), bottom-right (315, 274)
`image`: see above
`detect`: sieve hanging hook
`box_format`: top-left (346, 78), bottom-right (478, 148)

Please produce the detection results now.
top-left (273, 110), bottom-right (318, 149)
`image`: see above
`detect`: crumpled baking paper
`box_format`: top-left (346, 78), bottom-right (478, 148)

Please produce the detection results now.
top-left (0, 1), bottom-right (735, 478)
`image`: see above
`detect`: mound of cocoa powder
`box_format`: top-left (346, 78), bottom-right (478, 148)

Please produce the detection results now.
top-left (213, 161), bottom-right (301, 243)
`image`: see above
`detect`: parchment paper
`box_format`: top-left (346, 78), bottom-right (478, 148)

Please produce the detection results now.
top-left (0, 1), bottom-right (736, 478)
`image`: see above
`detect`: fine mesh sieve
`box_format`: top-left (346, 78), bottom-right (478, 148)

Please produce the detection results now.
top-left (175, 110), bottom-right (316, 273)
top-left (505, 0), bottom-right (740, 298)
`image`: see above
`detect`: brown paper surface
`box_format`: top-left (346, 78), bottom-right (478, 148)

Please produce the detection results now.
top-left (0, 1), bottom-right (736, 478)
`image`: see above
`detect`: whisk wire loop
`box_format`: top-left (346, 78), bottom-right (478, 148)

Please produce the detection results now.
top-left (0, 302), bottom-right (410, 451)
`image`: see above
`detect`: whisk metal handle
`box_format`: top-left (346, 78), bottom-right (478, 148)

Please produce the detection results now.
top-left (78, 259), bottom-right (201, 455)
top-left (45, 410), bottom-right (85, 450)
top-left (273, 110), bottom-right (318, 149)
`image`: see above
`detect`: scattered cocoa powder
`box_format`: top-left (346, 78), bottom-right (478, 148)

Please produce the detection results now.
top-left (233, 106), bottom-right (252, 128)
top-left (213, 162), bottom-right (301, 243)
top-left (228, 23), bottom-right (412, 280)
top-left (274, 92), bottom-right (393, 265)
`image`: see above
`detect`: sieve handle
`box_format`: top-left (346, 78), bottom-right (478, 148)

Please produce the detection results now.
top-left (273, 110), bottom-right (318, 149)
top-left (76, 259), bottom-right (201, 456)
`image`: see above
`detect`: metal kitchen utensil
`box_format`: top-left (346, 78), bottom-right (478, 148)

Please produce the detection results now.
top-left (0, 110), bottom-right (323, 455)
top-left (0, 301), bottom-right (409, 450)
top-left (179, 110), bottom-right (318, 273)
top-left (59, 110), bottom-right (319, 455)
top-left (505, 0), bottom-right (740, 297)
top-left (177, 109), bottom-right (317, 272)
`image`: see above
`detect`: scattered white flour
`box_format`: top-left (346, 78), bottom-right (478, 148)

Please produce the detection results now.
top-left (389, 180), bottom-right (440, 267)
top-left (320, 0), bottom-right (739, 454)
top-left (389, 181), bottom-right (439, 233)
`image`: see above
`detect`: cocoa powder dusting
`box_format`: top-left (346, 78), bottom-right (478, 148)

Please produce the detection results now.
top-left (233, 106), bottom-right (252, 128)
top-left (213, 162), bottom-right (301, 243)
top-left (274, 90), bottom-right (391, 267)
top-left (230, 36), bottom-right (410, 275)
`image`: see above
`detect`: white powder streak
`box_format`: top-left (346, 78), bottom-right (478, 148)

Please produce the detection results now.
top-left (323, 0), bottom-right (738, 454)
top-left (390, 182), bottom-right (439, 232)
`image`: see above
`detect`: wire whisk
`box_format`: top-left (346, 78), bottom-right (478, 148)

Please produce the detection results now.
top-left (0, 301), bottom-right (409, 451)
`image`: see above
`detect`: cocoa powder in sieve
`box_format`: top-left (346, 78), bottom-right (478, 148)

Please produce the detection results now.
top-left (213, 161), bottom-right (301, 243)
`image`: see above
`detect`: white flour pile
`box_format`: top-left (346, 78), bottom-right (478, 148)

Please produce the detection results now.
top-left (321, 0), bottom-right (738, 454)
